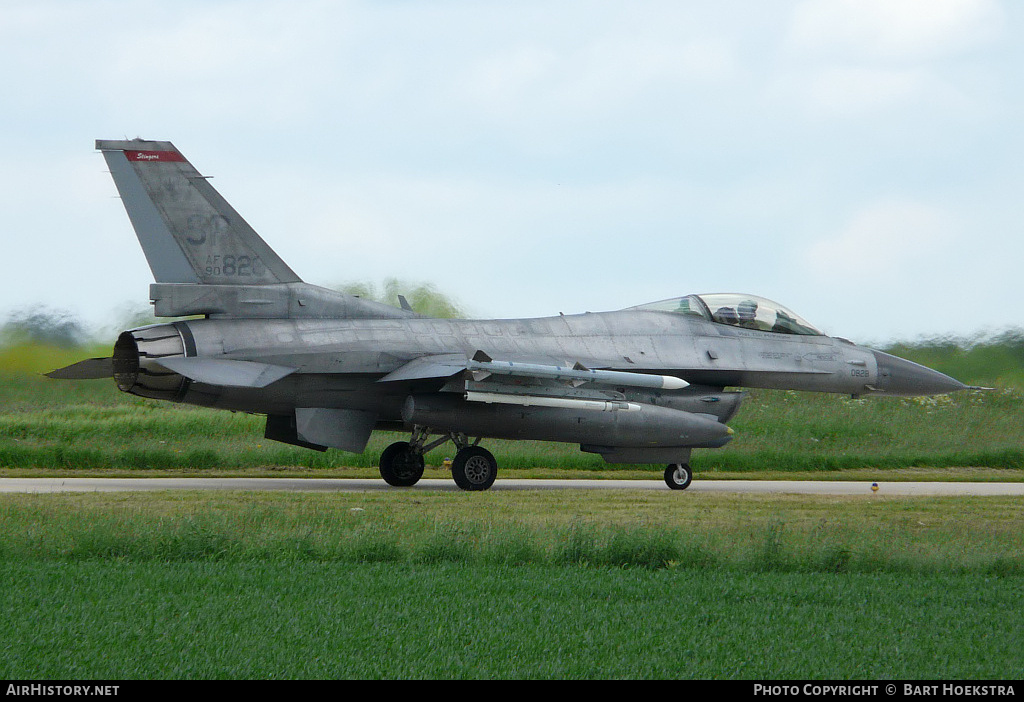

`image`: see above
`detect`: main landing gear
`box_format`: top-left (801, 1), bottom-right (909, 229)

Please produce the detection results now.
top-left (379, 427), bottom-right (497, 491)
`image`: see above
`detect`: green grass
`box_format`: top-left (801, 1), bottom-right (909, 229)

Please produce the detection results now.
top-left (3, 562), bottom-right (1020, 679)
top-left (4, 340), bottom-right (1023, 679)
top-left (2, 490), bottom-right (1022, 574)
top-left (2, 372), bottom-right (1021, 475)
top-left (1, 491), bottom-right (1022, 679)
top-left (701, 387), bottom-right (1024, 474)
top-left (3, 337), bottom-right (1023, 477)
top-left (886, 329), bottom-right (1024, 390)
top-left (1, 342), bottom-right (1023, 480)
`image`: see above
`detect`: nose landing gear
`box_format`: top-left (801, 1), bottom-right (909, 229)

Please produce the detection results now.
top-left (664, 463), bottom-right (693, 490)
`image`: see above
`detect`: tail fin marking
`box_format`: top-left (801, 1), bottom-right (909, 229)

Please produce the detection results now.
top-left (97, 139), bottom-right (301, 286)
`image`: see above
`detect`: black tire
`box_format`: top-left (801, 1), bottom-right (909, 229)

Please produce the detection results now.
top-left (379, 441), bottom-right (425, 487)
top-left (664, 463), bottom-right (692, 490)
top-left (451, 446), bottom-right (497, 491)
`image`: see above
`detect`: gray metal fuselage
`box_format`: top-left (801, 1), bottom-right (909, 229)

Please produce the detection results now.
top-left (137, 308), bottom-right (875, 418)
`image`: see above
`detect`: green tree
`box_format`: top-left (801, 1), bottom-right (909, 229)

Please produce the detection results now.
top-left (1, 307), bottom-right (86, 348)
top-left (336, 278), bottom-right (466, 318)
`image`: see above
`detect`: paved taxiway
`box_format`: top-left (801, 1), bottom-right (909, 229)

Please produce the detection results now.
top-left (1, 477), bottom-right (1022, 496)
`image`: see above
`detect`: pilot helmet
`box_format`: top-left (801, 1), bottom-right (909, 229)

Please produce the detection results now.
top-left (738, 299), bottom-right (758, 316)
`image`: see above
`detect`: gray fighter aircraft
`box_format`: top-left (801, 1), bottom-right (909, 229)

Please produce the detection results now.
top-left (50, 139), bottom-right (969, 490)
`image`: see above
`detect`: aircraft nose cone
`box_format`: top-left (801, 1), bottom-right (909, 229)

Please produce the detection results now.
top-left (871, 350), bottom-right (967, 396)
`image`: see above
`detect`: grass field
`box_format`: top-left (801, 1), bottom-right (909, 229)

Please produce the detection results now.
top-left (1, 338), bottom-right (1023, 679)
top-left (1, 490), bottom-right (1022, 679)
top-left (4, 562), bottom-right (1021, 679)
top-left (2, 381), bottom-right (1021, 476)
top-left (1, 340), bottom-right (1023, 477)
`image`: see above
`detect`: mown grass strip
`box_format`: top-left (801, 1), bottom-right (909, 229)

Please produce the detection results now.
top-left (2, 491), bottom-right (1022, 576)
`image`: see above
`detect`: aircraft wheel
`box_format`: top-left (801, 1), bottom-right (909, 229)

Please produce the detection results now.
top-left (379, 441), bottom-right (425, 487)
top-left (664, 463), bottom-right (692, 490)
top-left (452, 446), bottom-right (497, 491)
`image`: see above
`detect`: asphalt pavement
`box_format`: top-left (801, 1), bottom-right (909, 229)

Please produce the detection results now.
top-left (1, 477), bottom-right (1022, 495)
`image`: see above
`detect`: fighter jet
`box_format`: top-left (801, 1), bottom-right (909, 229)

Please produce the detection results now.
top-left (49, 139), bottom-right (969, 491)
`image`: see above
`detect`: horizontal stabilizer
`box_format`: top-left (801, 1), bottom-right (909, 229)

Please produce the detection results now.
top-left (45, 358), bottom-right (114, 380)
top-left (155, 357), bottom-right (297, 388)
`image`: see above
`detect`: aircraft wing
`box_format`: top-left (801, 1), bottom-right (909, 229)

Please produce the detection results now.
top-left (380, 351), bottom-right (688, 412)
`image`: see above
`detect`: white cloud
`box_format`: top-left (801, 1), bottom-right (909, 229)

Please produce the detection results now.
top-left (799, 66), bottom-right (933, 117)
top-left (787, 0), bottom-right (1004, 62)
top-left (803, 200), bottom-right (958, 279)
top-left (453, 33), bottom-right (739, 135)
top-left (774, 0), bottom-right (1004, 121)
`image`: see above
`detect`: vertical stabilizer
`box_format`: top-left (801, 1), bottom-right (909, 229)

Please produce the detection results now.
top-left (96, 139), bottom-right (301, 285)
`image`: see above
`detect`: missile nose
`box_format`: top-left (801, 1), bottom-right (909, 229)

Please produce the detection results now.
top-left (871, 350), bottom-right (967, 396)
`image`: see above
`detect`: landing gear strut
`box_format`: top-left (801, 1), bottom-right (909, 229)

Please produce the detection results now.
top-left (378, 427), bottom-right (498, 491)
top-left (664, 463), bottom-right (693, 490)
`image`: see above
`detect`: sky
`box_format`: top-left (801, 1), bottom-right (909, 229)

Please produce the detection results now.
top-left (1, 0), bottom-right (1022, 344)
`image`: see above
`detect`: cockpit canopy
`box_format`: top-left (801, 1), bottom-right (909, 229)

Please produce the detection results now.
top-left (629, 294), bottom-right (823, 336)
